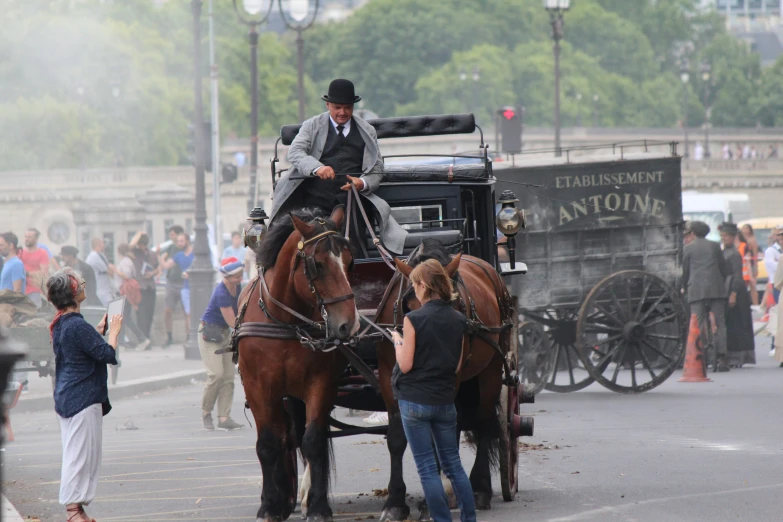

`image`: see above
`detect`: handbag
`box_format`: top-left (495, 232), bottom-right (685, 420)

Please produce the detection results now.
top-left (202, 322), bottom-right (225, 343)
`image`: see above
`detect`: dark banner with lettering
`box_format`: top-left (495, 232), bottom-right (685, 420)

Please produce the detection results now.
top-left (494, 157), bottom-right (682, 232)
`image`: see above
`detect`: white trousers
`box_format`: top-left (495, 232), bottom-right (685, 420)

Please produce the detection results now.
top-left (58, 403), bottom-right (103, 505)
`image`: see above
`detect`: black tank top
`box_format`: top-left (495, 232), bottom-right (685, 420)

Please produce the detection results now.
top-left (392, 299), bottom-right (467, 406)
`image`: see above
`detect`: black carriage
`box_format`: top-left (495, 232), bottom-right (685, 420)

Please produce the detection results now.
top-left (494, 145), bottom-right (688, 394)
top-left (264, 113), bottom-right (532, 502)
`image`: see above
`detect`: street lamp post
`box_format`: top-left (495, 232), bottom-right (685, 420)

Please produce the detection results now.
top-left (278, 0), bottom-right (320, 123)
top-left (111, 85), bottom-right (121, 167)
top-left (575, 92), bottom-right (583, 127)
top-left (701, 62), bottom-right (712, 159)
top-left (592, 94), bottom-right (599, 127)
top-left (458, 68), bottom-right (467, 111)
top-left (185, 0), bottom-right (216, 361)
top-left (77, 85), bottom-right (86, 169)
top-left (544, 0), bottom-right (570, 157)
top-left (472, 66), bottom-right (480, 117)
top-left (680, 65), bottom-right (690, 158)
top-left (233, 0), bottom-right (274, 214)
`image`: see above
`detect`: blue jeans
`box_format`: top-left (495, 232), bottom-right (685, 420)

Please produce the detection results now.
top-left (399, 400), bottom-right (476, 522)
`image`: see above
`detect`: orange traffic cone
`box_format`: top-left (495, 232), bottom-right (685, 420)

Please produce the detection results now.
top-left (679, 314), bottom-right (712, 383)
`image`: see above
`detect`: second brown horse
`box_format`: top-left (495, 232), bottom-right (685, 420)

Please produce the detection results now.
top-left (373, 239), bottom-right (514, 520)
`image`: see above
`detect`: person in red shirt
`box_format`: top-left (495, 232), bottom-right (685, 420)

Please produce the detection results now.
top-left (20, 228), bottom-right (51, 308)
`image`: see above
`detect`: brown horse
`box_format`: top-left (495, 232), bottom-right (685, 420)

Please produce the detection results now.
top-left (238, 206), bottom-right (359, 522)
top-left (373, 239), bottom-right (513, 520)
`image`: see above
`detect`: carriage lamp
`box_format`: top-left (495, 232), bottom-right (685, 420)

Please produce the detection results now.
top-left (244, 207), bottom-right (269, 256)
top-left (496, 191), bottom-right (525, 236)
top-left (496, 190), bottom-right (526, 269)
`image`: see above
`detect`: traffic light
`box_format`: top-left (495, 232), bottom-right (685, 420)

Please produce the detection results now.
top-left (220, 163), bottom-right (238, 183)
top-left (498, 106), bottom-right (523, 154)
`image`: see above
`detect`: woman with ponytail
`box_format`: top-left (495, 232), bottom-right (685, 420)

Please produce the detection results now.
top-left (390, 259), bottom-right (476, 522)
top-left (47, 268), bottom-right (122, 522)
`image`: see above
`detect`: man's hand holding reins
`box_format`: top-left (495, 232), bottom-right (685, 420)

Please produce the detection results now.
top-left (341, 175), bottom-right (365, 192)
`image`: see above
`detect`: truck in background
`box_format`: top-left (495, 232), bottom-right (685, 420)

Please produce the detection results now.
top-left (681, 191), bottom-right (752, 242)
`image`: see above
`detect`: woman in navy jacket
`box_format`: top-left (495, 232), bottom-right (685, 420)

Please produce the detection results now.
top-left (47, 268), bottom-right (122, 522)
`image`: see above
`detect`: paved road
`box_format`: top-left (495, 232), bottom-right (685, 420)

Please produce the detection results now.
top-left (5, 338), bottom-right (783, 522)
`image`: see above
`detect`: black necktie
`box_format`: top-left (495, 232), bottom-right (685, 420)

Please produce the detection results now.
top-left (336, 124), bottom-right (345, 138)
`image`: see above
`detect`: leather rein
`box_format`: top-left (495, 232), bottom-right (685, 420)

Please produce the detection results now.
top-left (228, 196), bottom-right (393, 389)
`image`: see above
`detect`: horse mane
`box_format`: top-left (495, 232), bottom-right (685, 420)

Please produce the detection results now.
top-left (257, 208), bottom-right (344, 269)
top-left (409, 238), bottom-right (454, 268)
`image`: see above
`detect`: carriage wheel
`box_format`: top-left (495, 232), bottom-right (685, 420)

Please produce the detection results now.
top-left (542, 309), bottom-right (596, 393)
top-left (576, 270), bottom-right (687, 394)
top-left (287, 446), bottom-right (299, 512)
top-left (518, 322), bottom-right (555, 395)
top-left (498, 316), bottom-right (519, 502)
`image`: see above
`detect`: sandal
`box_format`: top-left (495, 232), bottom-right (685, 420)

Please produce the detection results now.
top-left (66, 505), bottom-right (96, 522)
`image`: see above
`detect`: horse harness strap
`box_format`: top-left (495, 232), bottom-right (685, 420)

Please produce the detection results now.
top-left (345, 182), bottom-right (397, 272)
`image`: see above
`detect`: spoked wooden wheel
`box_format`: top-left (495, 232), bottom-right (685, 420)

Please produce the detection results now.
top-left (542, 309), bottom-right (596, 393)
top-left (576, 270), bottom-right (687, 394)
top-left (286, 446), bottom-right (298, 512)
top-left (498, 314), bottom-right (519, 502)
top-left (518, 321), bottom-right (555, 394)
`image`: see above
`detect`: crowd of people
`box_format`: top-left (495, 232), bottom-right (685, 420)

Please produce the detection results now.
top-left (682, 220), bottom-right (772, 371)
top-left (691, 142), bottom-right (780, 161)
top-left (0, 225), bottom-right (251, 350)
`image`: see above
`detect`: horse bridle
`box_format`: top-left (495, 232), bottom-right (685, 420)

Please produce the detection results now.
top-left (258, 227), bottom-right (355, 342)
top-left (295, 228), bottom-right (356, 314)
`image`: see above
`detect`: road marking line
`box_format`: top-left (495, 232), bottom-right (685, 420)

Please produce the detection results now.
top-left (549, 481), bottom-right (783, 521)
top-left (20, 459), bottom-right (258, 469)
top-left (38, 462), bottom-right (254, 484)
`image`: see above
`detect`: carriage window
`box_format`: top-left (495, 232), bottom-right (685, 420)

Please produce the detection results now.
top-left (391, 204), bottom-right (443, 230)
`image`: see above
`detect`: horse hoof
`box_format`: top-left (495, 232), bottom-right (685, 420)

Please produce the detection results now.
top-left (474, 491), bottom-right (492, 510)
top-left (380, 506), bottom-right (410, 522)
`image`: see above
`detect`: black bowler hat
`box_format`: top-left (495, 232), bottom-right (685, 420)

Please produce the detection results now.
top-left (321, 79), bottom-right (361, 104)
top-left (719, 222), bottom-right (738, 235)
top-left (60, 245), bottom-right (79, 257)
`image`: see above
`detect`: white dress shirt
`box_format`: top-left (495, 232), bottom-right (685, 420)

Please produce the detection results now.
top-left (764, 242), bottom-right (782, 281)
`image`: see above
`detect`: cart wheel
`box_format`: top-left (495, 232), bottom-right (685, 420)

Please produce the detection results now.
top-left (518, 322), bottom-right (554, 395)
top-left (542, 309), bottom-right (596, 393)
top-left (576, 270), bottom-right (687, 394)
top-left (287, 445), bottom-right (299, 512)
top-left (498, 333), bottom-right (519, 502)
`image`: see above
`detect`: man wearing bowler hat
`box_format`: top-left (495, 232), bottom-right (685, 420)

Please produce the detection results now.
top-left (269, 79), bottom-right (406, 255)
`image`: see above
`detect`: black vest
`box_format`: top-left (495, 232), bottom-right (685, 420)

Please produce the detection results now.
top-left (392, 299), bottom-right (467, 406)
top-left (301, 120), bottom-right (365, 211)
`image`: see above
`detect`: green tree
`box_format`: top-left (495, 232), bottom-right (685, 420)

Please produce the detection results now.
top-left (398, 44), bottom-right (516, 126)
top-left (754, 57), bottom-right (783, 126)
top-left (566, 2), bottom-right (657, 82)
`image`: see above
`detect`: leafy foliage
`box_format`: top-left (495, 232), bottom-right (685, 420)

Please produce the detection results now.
top-left (0, 0), bottom-right (777, 171)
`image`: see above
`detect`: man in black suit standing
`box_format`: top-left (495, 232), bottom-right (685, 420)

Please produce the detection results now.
top-left (682, 221), bottom-right (731, 372)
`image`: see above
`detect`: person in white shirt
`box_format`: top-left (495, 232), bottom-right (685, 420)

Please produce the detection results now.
top-left (764, 226), bottom-right (783, 304)
top-left (221, 232), bottom-right (247, 275)
top-left (693, 142), bottom-right (704, 161)
top-left (85, 238), bottom-right (115, 307)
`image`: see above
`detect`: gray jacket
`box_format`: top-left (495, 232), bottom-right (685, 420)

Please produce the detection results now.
top-left (269, 112), bottom-right (407, 254)
top-left (682, 237), bottom-right (731, 302)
